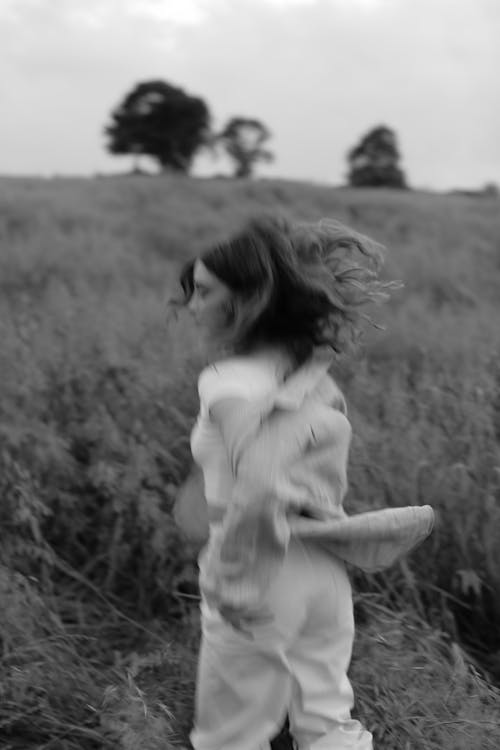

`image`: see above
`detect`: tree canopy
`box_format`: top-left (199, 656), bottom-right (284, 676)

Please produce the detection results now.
top-left (347, 125), bottom-right (407, 188)
top-left (216, 117), bottom-right (274, 178)
top-left (104, 80), bottom-right (210, 173)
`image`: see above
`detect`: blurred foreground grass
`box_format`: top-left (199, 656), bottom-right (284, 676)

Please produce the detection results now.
top-left (1, 175), bottom-right (499, 748)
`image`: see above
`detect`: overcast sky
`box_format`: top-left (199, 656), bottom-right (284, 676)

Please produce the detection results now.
top-left (1, 0), bottom-right (498, 190)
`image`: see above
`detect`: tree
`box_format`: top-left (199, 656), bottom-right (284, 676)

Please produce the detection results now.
top-left (347, 125), bottom-right (407, 188)
top-left (481, 182), bottom-right (499, 197)
top-left (217, 117), bottom-right (274, 178)
top-left (104, 80), bottom-right (210, 173)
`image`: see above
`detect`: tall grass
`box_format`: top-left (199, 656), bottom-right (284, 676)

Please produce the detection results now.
top-left (1, 175), bottom-right (499, 748)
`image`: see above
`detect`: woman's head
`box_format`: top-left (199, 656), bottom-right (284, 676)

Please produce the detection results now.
top-left (177, 215), bottom-right (399, 364)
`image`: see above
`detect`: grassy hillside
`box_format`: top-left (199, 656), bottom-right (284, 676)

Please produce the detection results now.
top-left (1, 175), bottom-right (499, 749)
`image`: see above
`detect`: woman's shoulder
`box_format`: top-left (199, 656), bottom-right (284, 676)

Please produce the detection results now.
top-left (198, 351), bottom-right (284, 406)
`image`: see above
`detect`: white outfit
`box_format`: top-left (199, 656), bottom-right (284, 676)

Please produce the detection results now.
top-left (190, 353), bottom-right (373, 750)
top-left (191, 351), bottom-right (286, 515)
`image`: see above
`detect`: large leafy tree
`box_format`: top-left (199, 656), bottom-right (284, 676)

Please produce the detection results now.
top-left (217, 117), bottom-right (274, 178)
top-left (105, 80), bottom-right (210, 173)
top-left (347, 125), bottom-right (407, 188)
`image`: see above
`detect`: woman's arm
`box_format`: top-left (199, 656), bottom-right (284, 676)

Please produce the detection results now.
top-left (199, 397), bottom-right (291, 619)
top-left (172, 462), bottom-right (209, 549)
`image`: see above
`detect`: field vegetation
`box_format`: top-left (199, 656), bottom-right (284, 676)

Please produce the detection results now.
top-left (1, 175), bottom-right (499, 749)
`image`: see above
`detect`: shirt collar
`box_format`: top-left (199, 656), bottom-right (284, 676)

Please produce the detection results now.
top-left (272, 346), bottom-right (336, 410)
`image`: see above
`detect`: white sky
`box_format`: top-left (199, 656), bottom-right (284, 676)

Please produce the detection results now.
top-left (0, 0), bottom-right (498, 190)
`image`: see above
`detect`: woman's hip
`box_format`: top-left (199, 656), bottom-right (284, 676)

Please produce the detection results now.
top-left (199, 535), bottom-right (351, 643)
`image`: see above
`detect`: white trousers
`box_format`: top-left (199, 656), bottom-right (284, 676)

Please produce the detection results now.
top-left (191, 537), bottom-right (373, 750)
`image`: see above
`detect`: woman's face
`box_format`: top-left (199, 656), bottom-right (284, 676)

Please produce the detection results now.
top-left (188, 260), bottom-right (234, 341)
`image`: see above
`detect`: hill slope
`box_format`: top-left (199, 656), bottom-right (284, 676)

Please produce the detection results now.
top-left (1, 175), bottom-right (499, 749)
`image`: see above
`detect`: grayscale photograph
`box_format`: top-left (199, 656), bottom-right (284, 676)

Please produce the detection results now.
top-left (1, 1), bottom-right (499, 749)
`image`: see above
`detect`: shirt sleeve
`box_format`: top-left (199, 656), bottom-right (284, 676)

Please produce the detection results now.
top-left (198, 362), bottom-right (258, 412)
top-left (197, 397), bottom-right (311, 617)
top-left (198, 421), bottom-right (290, 617)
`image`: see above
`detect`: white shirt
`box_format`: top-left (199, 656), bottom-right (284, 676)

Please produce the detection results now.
top-left (190, 350), bottom-right (288, 516)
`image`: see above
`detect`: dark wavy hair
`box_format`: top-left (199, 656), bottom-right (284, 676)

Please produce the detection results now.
top-left (176, 215), bottom-right (400, 365)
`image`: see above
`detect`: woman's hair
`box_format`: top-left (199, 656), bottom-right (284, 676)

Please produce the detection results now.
top-left (176, 215), bottom-right (400, 365)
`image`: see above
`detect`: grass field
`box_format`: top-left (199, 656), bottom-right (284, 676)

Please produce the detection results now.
top-left (1, 174), bottom-right (499, 749)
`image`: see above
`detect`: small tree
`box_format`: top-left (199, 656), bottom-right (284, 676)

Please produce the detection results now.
top-left (347, 125), bottom-right (407, 188)
top-left (217, 117), bottom-right (274, 178)
top-left (104, 80), bottom-right (210, 173)
top-left (482, 182), bottom-right (499, 198)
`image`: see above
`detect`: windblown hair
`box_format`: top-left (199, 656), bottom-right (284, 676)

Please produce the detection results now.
top-left (177, 215), bottom-right (400, 365)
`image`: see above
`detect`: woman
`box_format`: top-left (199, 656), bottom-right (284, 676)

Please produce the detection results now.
top-left (174, 216), bottom-right (434, 750)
